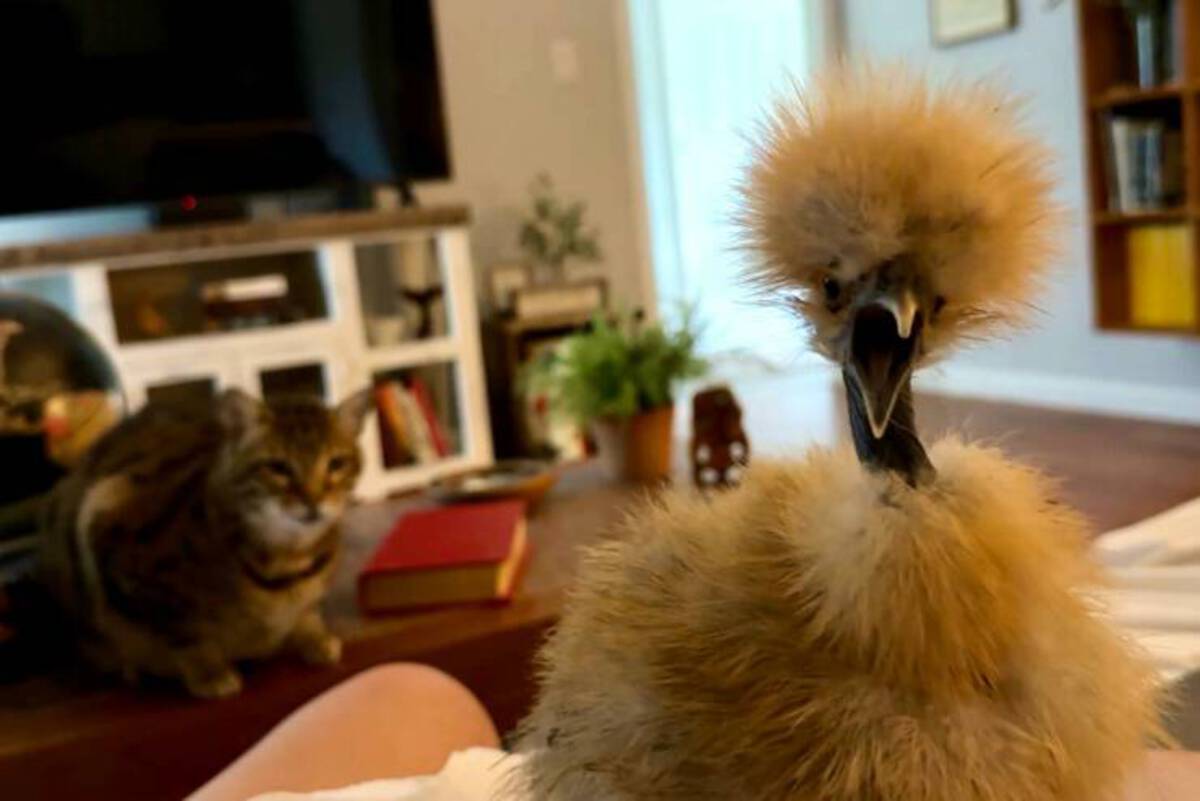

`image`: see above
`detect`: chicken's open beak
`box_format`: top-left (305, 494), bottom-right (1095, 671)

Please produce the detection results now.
top-left (845, 286), bottom-right (922, 439)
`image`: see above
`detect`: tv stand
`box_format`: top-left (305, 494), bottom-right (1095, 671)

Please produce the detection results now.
top-left (0, 204), bottom-right (492, 499)
top-left (150, 184), bottom-right (401, 228)
top-left (151, 194), bottom-right (257, 228)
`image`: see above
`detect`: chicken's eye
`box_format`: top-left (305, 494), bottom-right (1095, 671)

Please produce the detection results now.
top-left (821, 276), bottom-right (841, 303)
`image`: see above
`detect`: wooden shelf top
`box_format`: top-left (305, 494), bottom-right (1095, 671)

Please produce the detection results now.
top-left (500, 310), bottom-right (597, 335)
top-left (1090, 83), bottom-right (1190, 108)
top-left (0, 204), bottom-right (471, 272)
top-left (1098, 320), bottom-right (1200, 337)
top-left (1093, 207), bottom-right (1192, 225)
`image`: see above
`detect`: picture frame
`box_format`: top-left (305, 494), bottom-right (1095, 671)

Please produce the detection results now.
top-left (513, 278), bottom-right (608, 321)
top-left (929, 0), bottom-right (1015, 46)
top-left (487, 262), bottom-right (532, 313)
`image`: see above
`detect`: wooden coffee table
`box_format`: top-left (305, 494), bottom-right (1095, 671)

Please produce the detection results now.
top-left (2, 386), bottom-right (1199, 800)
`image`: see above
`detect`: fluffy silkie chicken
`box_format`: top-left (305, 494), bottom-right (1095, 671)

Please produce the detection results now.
top-left (513, 69), bottom-right (1162, 800)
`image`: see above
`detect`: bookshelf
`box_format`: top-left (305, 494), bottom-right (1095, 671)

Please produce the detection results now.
top-left (1078, 0), bottom-right (1200, 335)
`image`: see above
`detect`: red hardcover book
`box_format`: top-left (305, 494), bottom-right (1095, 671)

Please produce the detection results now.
top-left (373, 384), bottom-right (402, 466)
top-left (357, 499), bottom-right (529, 614)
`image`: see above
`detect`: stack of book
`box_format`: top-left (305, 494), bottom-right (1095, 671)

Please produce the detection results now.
top-left (1103, 114), bottom-right (1184, 213)
top-left (374, 376), bottom-right (453, 468)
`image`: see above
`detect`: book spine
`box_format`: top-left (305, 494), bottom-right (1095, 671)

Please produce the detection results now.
top-left (1133, 122), bottom-right (1150, 209)
top-left (1162, 127), bottom-right (1184, 205)
top-left (397, 384), bottom-right (438, 463)
top-left (1110, 117), bottom-right (1135, 213)
top-left (408, 377), bottom-right (450, 458)
top-left (1101, 111), bottom-right (1120, 212)
top-left (1143, 121), bottom-right (1163, 207)
top-left (1171, 0), bottom-right (1183, 82)
top-left (387, 382), bottom-right (416, 462)
top-left (1128, 224), bottom-right (1197, 328)
top-left (373, 384), bottom-right (398, 465)
top-left (375, 383), bottom-right (415, 466)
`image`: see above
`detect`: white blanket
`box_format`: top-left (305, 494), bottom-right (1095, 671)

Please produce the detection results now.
top-left (249, 749), bottom-right (525, 801)
top-left (1094, 497), bottom-right (1200, 683)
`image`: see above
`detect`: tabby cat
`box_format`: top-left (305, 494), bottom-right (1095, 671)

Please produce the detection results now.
top-left (39, 387), bottom-right (372, 698)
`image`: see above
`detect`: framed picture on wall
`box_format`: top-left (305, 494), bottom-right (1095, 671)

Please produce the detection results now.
top-left (930, 0), bottom-right (1015, 46)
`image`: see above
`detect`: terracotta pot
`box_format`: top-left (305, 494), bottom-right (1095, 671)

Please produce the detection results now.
top-left (592, 406), bottom-right (675, 483)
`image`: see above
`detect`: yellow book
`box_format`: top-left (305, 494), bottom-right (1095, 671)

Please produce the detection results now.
top-left (1127, 225), bottom-right (1197, 328)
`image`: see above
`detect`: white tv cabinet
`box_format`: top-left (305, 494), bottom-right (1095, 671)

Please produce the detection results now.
top-left (0, 206), bottom-right (493, 499)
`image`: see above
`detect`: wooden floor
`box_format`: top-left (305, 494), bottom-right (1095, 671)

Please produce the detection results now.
top-left (731, 371), bottom-right (1200, 533)
top-left (1, 386), bottom-right (1199, 799)
top-left (917, 393), bottom-right (1200, 532)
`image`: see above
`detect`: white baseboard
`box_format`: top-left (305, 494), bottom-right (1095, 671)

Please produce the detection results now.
top-left (915, 364), bottom-right (1200, 426)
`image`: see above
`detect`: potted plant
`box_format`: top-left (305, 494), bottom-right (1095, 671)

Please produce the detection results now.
top-left (524, 310), bottom-right (706, 482)
top-left (518, 174), bottom-right (602, 284)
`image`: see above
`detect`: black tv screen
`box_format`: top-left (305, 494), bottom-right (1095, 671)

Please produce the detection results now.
top-left (0, 0), bottom-right (450, 216)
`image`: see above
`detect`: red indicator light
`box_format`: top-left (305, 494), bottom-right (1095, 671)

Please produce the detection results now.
top-left (181, 195), bottom-right (198, 211)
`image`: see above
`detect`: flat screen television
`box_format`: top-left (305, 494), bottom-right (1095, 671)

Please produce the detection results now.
top-left (0, 0), bottom-right (450, 218)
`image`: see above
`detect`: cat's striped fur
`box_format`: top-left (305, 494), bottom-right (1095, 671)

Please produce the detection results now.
top-left (39, 388), bottom-right (371, 698)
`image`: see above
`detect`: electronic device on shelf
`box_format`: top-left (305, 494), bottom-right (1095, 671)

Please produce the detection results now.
top-left (0, 0), bottom-right (449, 223)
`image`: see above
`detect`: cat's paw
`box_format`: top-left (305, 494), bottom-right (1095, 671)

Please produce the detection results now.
top-left (299, 632), bottom-right (342, 666)
top-left (185, 668), bottom-right (244, 699)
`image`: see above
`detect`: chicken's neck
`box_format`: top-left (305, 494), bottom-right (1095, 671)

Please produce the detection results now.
top-left (842, 371), bottom-right (935, 487)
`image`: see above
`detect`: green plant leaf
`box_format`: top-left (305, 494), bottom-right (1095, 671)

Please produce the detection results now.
top-left (518, 173), bottom-right (604, 272)
top-left (520, 308), bottom-right (708, 425)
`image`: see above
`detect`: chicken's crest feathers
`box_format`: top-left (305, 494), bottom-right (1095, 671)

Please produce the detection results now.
top-left (738, 65), bottom-right (1062, 357)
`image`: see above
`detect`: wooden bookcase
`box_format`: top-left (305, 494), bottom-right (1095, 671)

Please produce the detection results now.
top-left (1078, 0), bottom-right (1200, 336)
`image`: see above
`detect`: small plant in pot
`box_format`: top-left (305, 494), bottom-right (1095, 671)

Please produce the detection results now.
top-left (524, 310), bottom-right (706, 483)
top-left (518, 173), bottom-right (602, 284)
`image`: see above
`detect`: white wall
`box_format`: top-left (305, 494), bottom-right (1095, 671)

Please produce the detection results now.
top-left (419, 0), bottom-right (646, 307)
top-left (843, 0), bottom-right (1200, 416)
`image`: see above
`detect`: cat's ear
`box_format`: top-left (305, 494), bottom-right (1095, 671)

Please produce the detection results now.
top-left (334, 388), bottom-right (373, 436)
top-left (217, 388), bottom-right (265, 433)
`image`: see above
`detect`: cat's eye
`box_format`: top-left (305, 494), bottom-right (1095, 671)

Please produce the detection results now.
top-left (821, 276), bottom-right (841, 303)
top-left (327, 454), bottom-right (351, 474)
top-left (260, 460), bottom-right (292, 481)
top-left (933, 295), bottom-right (947, 316)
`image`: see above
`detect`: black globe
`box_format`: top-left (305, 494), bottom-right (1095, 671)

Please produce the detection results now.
top-left (0, 293), bottom-right (122, 506)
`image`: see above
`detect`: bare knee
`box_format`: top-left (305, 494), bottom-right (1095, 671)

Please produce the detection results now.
top-left (188, 663), bottom-right (501, 801)
top-left (337, 663), bottom-right (500, 746)
top-left (341, 663), bottom-right (474, 705)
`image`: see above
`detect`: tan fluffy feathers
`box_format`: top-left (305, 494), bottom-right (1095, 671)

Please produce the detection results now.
top-left (738, 67), bottom-right (1061, 359)
top-left (516, 442), bottom-right (1158, 799)
top-left (515, 68), bottom-right (1157, 800)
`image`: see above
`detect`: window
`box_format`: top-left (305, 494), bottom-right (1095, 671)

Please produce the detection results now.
top-left (628, 0), bottom-right (830, 366)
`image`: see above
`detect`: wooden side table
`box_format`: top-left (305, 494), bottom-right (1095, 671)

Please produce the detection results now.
top-left (484, 311), bottom-right (595, 459)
